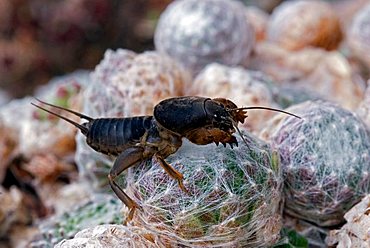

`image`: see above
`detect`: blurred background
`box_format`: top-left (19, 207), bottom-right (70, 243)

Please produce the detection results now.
top-left (0, 0), bottom-right (172, 99)
top-left (0, 0), bottom-right (369, 247)
top-left (0, 0), bottom-right (366, 100)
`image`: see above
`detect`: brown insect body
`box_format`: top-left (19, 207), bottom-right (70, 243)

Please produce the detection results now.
top-left (31, 96), bottom-right (300, 224)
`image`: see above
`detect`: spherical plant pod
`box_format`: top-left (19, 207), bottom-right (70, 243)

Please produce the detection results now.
top-left (191, 63), bottom-right (276, 132)
top-left (75, 49), bottom-right (190, 188)
top-left (125, 133), bottom-right (283, 247)
top-left (250, 42), bottom-right (363, 110)
top-left (20, 72), bottom-right (88, 158)
top-left (0, 98), bottom-right (20, 182)
top-left (272, 84), bottom-right (322, 109)
top-left (296, 52), bottom-right (363, 111)
top-left (30, 194), bottom-right (123, 247)
top-left (260, 100), bottom-right (370, 227)
top-left (0, 186), bottom-right (31, 238)
top-left (267, 0), bottom-right (343, 51)
top-left (55, 225), bottom-right (167, 248)
top-left (243, 0), bottom-right (283, 13)
top-left (348, 3), bottom-right (370, 69)
top-left (23, 154), bottom-right (76, 185)
top-left (356, 86), bottom-right (370, 129)
top-left (244, 6), bottom-right (269, 42)
top-left (83, 49), bottom-right (190, 118)
top-left (154, 0), bottom-right (255, 74)
top-left (0, 72), bottom-right (86, 168)
top-left (250, 42), bottom-right (334, 82)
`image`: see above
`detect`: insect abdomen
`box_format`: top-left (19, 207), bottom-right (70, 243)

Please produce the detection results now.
top-left (86, 116), bottom-right (153, 155)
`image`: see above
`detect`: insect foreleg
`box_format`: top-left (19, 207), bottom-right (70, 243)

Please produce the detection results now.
top-left (108, 146), bottom-right (145, 224)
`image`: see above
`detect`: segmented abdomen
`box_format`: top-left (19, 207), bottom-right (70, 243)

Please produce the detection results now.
top-left (86, 116), bottom-right (153, 155)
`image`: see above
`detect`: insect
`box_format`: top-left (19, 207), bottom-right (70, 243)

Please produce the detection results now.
top-left (32, 96), bottom-right (300, 223)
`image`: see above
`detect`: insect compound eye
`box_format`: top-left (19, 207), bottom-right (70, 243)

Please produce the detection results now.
top-left (212, 111), bottom-right (234, 132)
top-left (204, 99), bottom-right (234, 131)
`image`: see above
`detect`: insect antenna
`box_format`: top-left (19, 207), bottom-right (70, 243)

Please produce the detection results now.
top-left (230, 106), bottom-right (301, 119)
top-left (228, 106), bottom-right (301, 149)
top-left (31, 99), bottom-right (92, 134)
top-left (233, 121), bottom-right (250, 149)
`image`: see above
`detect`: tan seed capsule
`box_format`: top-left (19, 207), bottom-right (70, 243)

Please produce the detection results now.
top-left (267, 0), bottom-right (343, 51)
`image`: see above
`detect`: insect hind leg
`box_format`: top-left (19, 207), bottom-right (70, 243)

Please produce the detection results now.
top-left (108, 146), bottom-right (145, 224)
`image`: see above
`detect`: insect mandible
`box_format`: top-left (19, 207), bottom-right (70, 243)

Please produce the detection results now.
top-left (32, 96), bottom-right (300, 223)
